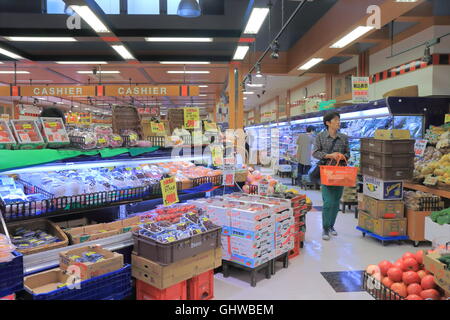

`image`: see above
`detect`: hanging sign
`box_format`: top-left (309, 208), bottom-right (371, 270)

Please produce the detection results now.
top-left (211, 146), bottom-right (224, 167)
top-left (150, 122), bottom-right (165, 134)
top-left (204, 121), bottom-right (218, 132)
top-left (19, 85), bottom-right (96, 97)
top-left (352, 77), bottom-right (370, 103)
top-left (138, 107), bottom-right (160, 116)
top-left (0, 114), bottom-right (10, 121)
top-left (184, 107), bottom-right (200, 129)
top-left (104, 85), bottom-right (199, 97)
top-left (66, 112), bottom-right (79, 124)
top-left (414, 139), bottom-right (428, 157)
top-left (160, 177), bottom-right (179, 206)
top-left (0, 86), bottom-right (10, 96)
top-left (445, 114), bottom-right (450, 123)
top-left (319, 100), bottom-right (336, 111)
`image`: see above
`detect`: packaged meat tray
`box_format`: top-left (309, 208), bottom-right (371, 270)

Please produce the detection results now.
top-left (10, 120), bottom-right (45, 149)
top-left (40, 118), bottom-right (70, 147)
top-left (0, 120), bottom-right (16, 149)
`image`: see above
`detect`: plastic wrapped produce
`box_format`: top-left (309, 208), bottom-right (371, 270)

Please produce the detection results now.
top-left (121, 130), bottom-right (139, 147)
top-left (109, 134), bottom-right (123, 148)
top-left (94, 125), bottom-right (113, 136)
top-left (95, 134), bottom-right (110, 148)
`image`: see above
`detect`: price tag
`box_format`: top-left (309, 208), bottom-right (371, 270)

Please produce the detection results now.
top-left (151, 122), bottom-right (165, 134)
top-left (184, 107), bottom-right (200, 129)
top-left (423, 175), bottom-right (438, 186)
top-left (125, 167), bottom-right (132, 171)
top-left (161, 177), bottom-right (179, 206)
top-left (49, 122), bottom-right (58, 127)
top-left (223, 171), bottom-right (235, 186)
top-left (0, 125), bottom-right (3, 131)
top-left (113, 136), bottom-right (122, 141)
top-left (22, 124), bottom-right (32, 129)
top-left (414, 139), bottom-right (428, 157)
top-left (445, 114), bottom-right (450, 124)
top-left (211, 146), bottom-right (224, 167)
top-left (258, 181), bottom-right (269, 196)
top-left (98, 138), bottom-right (107, 144)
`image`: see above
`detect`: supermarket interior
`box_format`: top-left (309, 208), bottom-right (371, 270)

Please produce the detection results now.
top-left (0, 0), bottom-right (450, 303)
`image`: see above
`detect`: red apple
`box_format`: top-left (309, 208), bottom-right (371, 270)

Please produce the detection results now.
top-left (403, 258), bottom-right (420, 272)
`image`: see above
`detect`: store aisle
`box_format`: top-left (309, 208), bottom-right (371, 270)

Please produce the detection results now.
top-left (214, 208), bottom-right (432, 300)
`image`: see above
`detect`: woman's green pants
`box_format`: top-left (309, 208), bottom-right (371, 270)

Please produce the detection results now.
top-left (321, 185), bottom-right (344, 230)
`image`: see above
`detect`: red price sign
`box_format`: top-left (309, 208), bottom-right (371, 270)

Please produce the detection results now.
top-left (160, 177), bottom-right (179, 206)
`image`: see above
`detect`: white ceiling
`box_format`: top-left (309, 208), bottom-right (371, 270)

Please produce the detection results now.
top-left (244, 75), bottom-right (312, 111)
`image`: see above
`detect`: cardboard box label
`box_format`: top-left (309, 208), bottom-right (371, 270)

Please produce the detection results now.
top-left (363, 175), bottom-right (403, 200)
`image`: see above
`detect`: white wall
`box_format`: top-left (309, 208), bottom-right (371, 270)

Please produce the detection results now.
top-left (260, 99), bottom-right (277, 122)
top-left (340, 56), bottom-right (358, 74)
top-left (290, 77), bottom-right (326, 102)
top-left (369, 26), bottom-right (450, 100)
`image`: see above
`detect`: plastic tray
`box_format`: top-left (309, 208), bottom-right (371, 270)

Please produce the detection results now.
top-left (360, 151), bottom-right (414, 168)
top-left (361, 164), bottom-right (413, 180)
top-left (27, 264), bottom-right (132, 300)
top-left (360, 138), bottom-right (415, 154)
top-left (362, 271), bottom-right (405, 300)
top-left (192, 175), bottom-right (223, 187)
top-left (0, 251), bottom-right (23, 297)
top-left (132, 227), bottom-right (222, 265)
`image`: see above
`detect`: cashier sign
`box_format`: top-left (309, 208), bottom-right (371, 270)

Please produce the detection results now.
top-left (161, 177), bottom-right (179, 206)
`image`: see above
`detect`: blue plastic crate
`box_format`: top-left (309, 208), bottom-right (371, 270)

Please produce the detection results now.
top-left (28, 264), bottom-right (132, 300)
top-left (0, 251), bottom-right (24, 297)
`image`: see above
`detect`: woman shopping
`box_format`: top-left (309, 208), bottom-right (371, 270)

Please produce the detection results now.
top-left (312, 111), bottom-right (350, 241)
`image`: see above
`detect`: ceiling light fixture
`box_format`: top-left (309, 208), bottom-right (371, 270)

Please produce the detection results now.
top-left (159, 61), bottom-right (210, 64)
top-left (270, 41), bottom-right (280, 59)
top-left (233, 46), bottom-right (250, 60)
top-left (146, 37), bottom-right (212, 42)
top-left (70, 5), bottom-right (110, 33)
top-left (77, 70), bottom-right (120, 74)
top-left (243, 91), bottom-right (254, 95)
top-left (199, 85), bottom-right (208, 88)
top-left (422, 46), bottom-right (432, 63)
top-left (244, 7), bottom-right (270, 34)
top-left (247, 83), bottom-right (264, 88)
top-left (0, 47), bottom-right (25, 60)
top-left (330, 26), bottom-right (375, 49)
top-left (177, 0), bottom-right (201, 18)
top-left (255, 63), bottom-right (263, 78)
top-left (298, 58), bottom-right (324, 70)
top-left (0, 70), bottom-right (30, 74)
top-left (56, 61), bottom-right (107, 64)
top-left (111, 45), bottom-right (135, 60)
top-left (167, 70), bottom-right (210, 74)
top-left (199, 94), bottom-right (207, 97)
top-left (6, 37), bottom-right (77, 42)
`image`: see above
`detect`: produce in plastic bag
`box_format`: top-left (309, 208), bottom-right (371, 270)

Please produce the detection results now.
top-left (122, 130), bottom-right (139, 147)
top-left (96, 134), bottom-right (110, 148)
top-left (109, 134), bottom-right (123, 148)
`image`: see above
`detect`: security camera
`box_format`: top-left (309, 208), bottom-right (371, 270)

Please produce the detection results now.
top-left (92, 67), bottom-right (98, 75)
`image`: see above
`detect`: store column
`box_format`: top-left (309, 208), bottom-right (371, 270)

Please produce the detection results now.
top-left (227, 63), bottom-right (244, 130)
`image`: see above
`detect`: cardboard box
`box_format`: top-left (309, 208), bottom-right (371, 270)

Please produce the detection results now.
top-left (230, 236), bottom-right (274, 251)
top-left (24, 268), bottom-right (71, 295)
top-left (358, 211), bottom-right (375, 233)
top-left (230, 252), bottom-right (273, 268)
top-left (423, 252), bottom-right (450, 293)
top-left (363, 175), bottom-right (403, 201)
top-left (230, 205), bottom-right (271, 221)
top-left (230, 243), bottom-right (273, 259)
top-left (407, 209), bottom-right (432, 242)
top-left (131, 248), bottom-right (222, 290)
top-left (358, 211), bottom-right (407, 236)
top-left (374, 129), bottom-right (411, 140)
top-left (59, 245), bottom-right (124, 280)
top-left (231, 226), bottom-right (272, 241)
top-left (363, 195), bottom-right (404, 219)
top-left (231, 216), bottom-right (275, 232)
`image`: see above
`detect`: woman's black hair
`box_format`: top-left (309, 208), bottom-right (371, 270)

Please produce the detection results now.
top-left (306, 125), bottom-right (315, 133)
top-left (41, 107), bottom-right (66, 124)
top-left (323, 111), bottom-right (340, 129)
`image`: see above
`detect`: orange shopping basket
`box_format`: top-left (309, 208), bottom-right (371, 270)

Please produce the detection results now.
top-left (320, 159), bottom-right (358, 187)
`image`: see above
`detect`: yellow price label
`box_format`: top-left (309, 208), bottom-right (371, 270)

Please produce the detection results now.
top-left (160, 177), bottom-right (179, 206)
top-left (22, 124), bottom-right (32, 129)
top-left (113, 136), bottom-right (122, 141)
top-left (49, 122), bottom-right (58, 127)
top-left (151, 122), bottom-right (165, 133)
top-left (98, 138), bottom-right (107, 144)
top-left (0, 125), bottom-right (3, 131)
top-left (445, 114), bottom-right (450, 124)
top-left (211, 146), bottom-right (223, 166)
top-left (184, 107), bottom-right (200, 129)
top-left (126, 167), bottom-right (132, 171)
top-left (204, 121), bottom-right (217, 132)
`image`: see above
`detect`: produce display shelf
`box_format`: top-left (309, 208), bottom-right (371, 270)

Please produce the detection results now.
top-left (356, 226), bottom-right (409, 246)
top-left (403, 182), bottom-right (450, 200)
top-left (362, 271), bottom-right (404, 300)
top-left (22, 232), bottom-right (133, 276)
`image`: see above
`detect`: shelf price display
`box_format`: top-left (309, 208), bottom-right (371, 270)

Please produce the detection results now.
top-left (184, 107), bottom-right (200, 129)
top-left (161, 177), bottom-right (179, 206)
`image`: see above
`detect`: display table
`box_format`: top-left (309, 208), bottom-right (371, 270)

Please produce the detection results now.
top-left (403, 183), bottom-right (450, 199)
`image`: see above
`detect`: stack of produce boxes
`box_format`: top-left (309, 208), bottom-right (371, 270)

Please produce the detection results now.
top-left (132, 204), bottom-right (222, 300)
top-left (290, 194), bottom-right (308, 258)
top-left (343, 187), bottom-right (358, 203)
top-left (190, 194), bottom-right (294, 269)
top-left (358, 130), bottom-right (415, 238)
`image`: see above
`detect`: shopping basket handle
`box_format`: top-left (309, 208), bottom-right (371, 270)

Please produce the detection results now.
top-left (326, 157), bottom-right (348, 166)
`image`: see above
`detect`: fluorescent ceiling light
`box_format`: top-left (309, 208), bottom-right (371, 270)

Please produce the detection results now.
top-left (17, 79), bottom-right (52, 82)
top-left (0, 62), bottom-right (3, 64)
top-left (0, 47), bottom-right (24, 60)
top-left (146, 37), bottom-right (213, 42)
top-left (247, 84), bottom-right (264, 87)
top-left (167, 71), bottom-right (210, 74)
top-left (199, 94), bottom-right (207, 97)
top-left (6, 37), bottom-right (76, 42)
top-left (244, 8), bottom-right (270, 34)
top-left (199, 85), bottom-right (208, 88)
top-left (111, 45), bottom-right (135, 60)
top-left (395, 0), bottom-right (417, 2)
top-left (0, 70), bottom-right (29, 74)
top-left (244, 97), bottom-right (248, 100)
top-left (77, 70), bottom-right (120, 74)
top-left (160, 61), bottom-right (210, 64)
top-left (70, 5), bottom-right (110, 33)
top-left (56, 61), bottom-right (107, 64)
top-left (233, 46), bottom-right (249, 60)
top-left (330, 26), bottom-right (375, 49)
top-left (298, 58), bottom-right (324, 70)
top-left (243, 91), bottom-right (254, 95)
top-left (186, 103), bottom-right (206, 105)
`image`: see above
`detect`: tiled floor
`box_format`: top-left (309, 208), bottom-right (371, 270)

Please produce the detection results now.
top-left (213, 174), bottom-right (432, 300)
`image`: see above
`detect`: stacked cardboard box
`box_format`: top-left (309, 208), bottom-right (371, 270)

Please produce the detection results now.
top-left (358, 130), bottom-right (414, 238)
top-left (190, 194), bottom-right (294, 269)
top-left (343, 187), bottom-right (357, 202)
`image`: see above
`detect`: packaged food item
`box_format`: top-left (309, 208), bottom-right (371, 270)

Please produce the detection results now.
top-left (10, 120), bottom-right (45, 149)
top-left (94, 125), bottom-right (113, 136)
top-left (95, 134), bottom-right (110, 148)
top-left (0, 119), bottom-right (16, 148)
top-left (109, 134), bottom-right (123, 148)
top-left (121, 129), bottom-right (139, 147)
top-left (136, 140), bottom-right (152, 148)
top-left (40, 118), bottom-right (70, 145)
top-left (68, 128), bottom-right (97, 150)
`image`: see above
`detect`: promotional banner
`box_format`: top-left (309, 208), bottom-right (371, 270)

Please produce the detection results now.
top-left (414, 140), bottom-right (428, 157)
top-left (161, 177), bottom-right (179, 206)
top-left (211, 146), bottom-right (224, 167)
top-left (445, 114), bottom-right (450, 124)
top-left (352, 77), bottom-right (370, 103)
top-left (184, 107), bottom-right (200, 129)
top-left (151, 122), bottom-right (165, 134)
